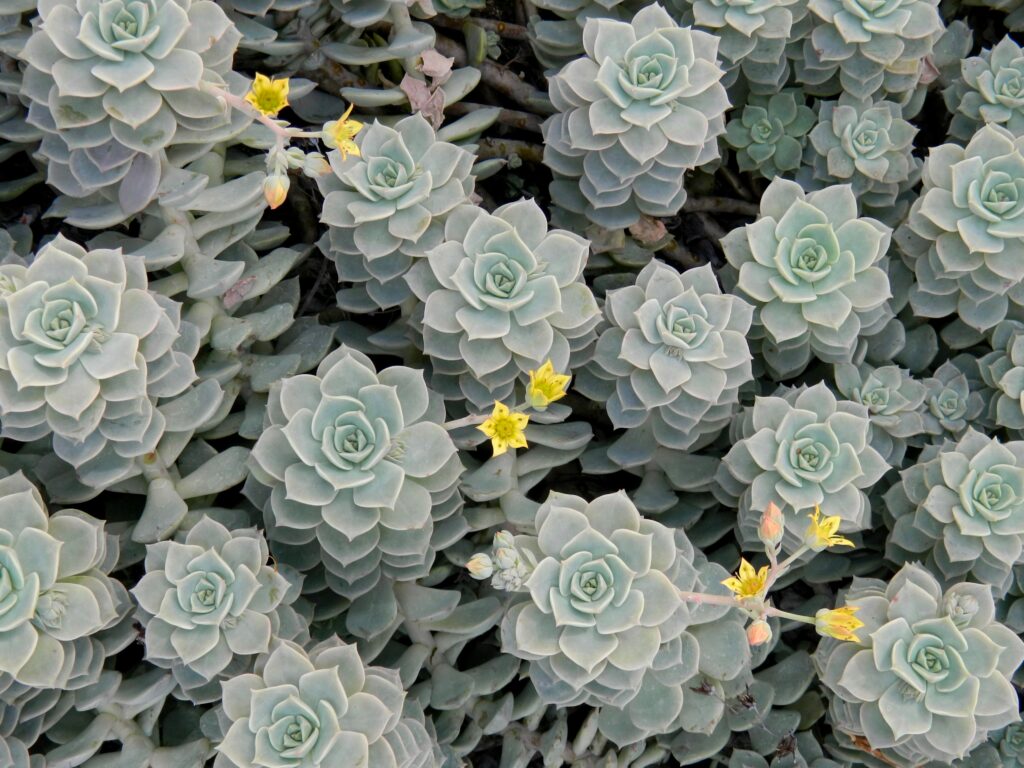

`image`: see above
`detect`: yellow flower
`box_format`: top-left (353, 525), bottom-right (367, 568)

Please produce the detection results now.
top-left (721, 558), bottom-right (769, 600)
top-left (478, 402), bottom-right (529, 457)
top-left (323, 103), bottom-right (363, 160)
top-left (245, 73), bottom-right (290, 117)
top-left (804, 506), bottom-right (855, 551)
top-left (526, 361), bottom-right (571, 409)
top-left (815, 606), bottom-right (864, 642)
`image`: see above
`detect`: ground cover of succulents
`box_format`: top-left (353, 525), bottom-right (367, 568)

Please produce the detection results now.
top-left (5, 0), bottom-right (1024, 765)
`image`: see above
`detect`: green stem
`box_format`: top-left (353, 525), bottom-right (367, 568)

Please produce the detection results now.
top-left (677, 591), bottom-right (744, 610)
top-left (764, 606), bottom-right (817, 626)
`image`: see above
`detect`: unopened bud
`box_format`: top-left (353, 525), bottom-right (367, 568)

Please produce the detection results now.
top-left (466, 553), bottom-right (493, 579)
top-left (758, 501), bottom-right (784, 550)
top-left (493, 530), bottom-right (515, 549)
top-left (303, 152), bottom-right (331, 178)
top-left (263, 173), bottom-right (290, 209)
top-left (746, 619), bottom-right (772, 647)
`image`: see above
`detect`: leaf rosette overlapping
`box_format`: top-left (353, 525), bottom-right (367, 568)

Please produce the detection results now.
top-left (885, 428), bottom-right (1024, 595)
top-left (542, 4), bottom-right (730, 227)
top-left (406, 200), bottom-right (599, 408)
top-left (132, 516), bottom-right (297, 702)
top-left (318, 115), bottom-right (476, 312)
top-left (501, 489), bottom-right (750, 723)
top-left (0, 472), bottom-right (127, 689)
top-left (721, 177), bottom-right (893, 378)
top-left (248, 347), bottom-right (463, 599)
top-left (585, 260), bottom-right (753, 458)
top-left (718, 383), bottom-right (888, 551)
top-left (816, 564), bottom-right (1024, 764)
top-left (900, 125), bottom-right (1024, 332)
top-left (0, 235), bottom-right (199, 493)
top-left (18, 0), bottom-right (243, 216)
top-left (215, 639), bottom-right (440, 768)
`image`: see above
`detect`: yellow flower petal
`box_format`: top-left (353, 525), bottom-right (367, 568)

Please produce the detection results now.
top-left (245, 73), bottom-right (290, 117)
top-left (815, 606), bottom-right (864, 642)
top-left (721, 558), bottom-right (769, 600)
top-left (478, 402), bottom-right (530, 458)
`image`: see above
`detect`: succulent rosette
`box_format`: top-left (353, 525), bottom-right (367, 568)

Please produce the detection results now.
top-left (721, 177), bottom-right (893, 379)
top-left (948, 36), bottom-right (1024, 141)
top-left (501, 491), bottom-right (749, 715)
top-left (18, 0), bottom-right (244, 216)
top-left (0, 472), bottom-right (128, 689)
top-left (0, 235), bottom-right (201, 493)
top-left (542, 4), bottom-right (730, 227)
top-left (406, 200), bottom-right (599, 408)
top-left (583, 260), bottom-right (754, 461)
top-left (794, 0), bottom-right (944, 101)
top-left (815, 564), bottom-right (1024, 764)
top-left (981, 320), bottom-right (1024, 434)
top-left (885, 428), bottom-right (1024, 595)
top-left (900, 125), bottom-right (1024, 332)
top-left (717, 383), bottom-right (889, 551)
top-left (804, 95), bottom-right (920, 221)
top-left (922, 358), bottom-right (988, 438)
top-left (833, 362), bottom-right (928, 465)
top-left (318, 115), bottom-right (476, 311)
top-left (247, 347), bottom-right (463, 599)
top-left (215, 639), bottom-right (440, 768)
top-left (724, 90), bottom-right (816, 179)
top-left (132, 516), bottom-right (299, 703)
top-left (688, 0), bottom-right (807, 70)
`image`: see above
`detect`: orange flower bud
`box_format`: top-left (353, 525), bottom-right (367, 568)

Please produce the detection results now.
top-left (758, 501), bottom-right (784, 549)
top-left (746, 619), bottom-right (773, 647)
top-left (263, 173), bottom-right (289, 209)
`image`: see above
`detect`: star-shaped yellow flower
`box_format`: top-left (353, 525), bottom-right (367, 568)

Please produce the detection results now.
top-left (804, 506), bottom-right (855, 551)
top-left (721, 558), bottom-right (769, 600)
top-left (478, 402), bottom-right (529, 457)
top-left (245, 73), bottom-right (290, 117)
top-left (322, 103), bottom-right (363, 160)
top-left (815, 606), bottom-right (863, 642)
top-left (526, 360), bottom-right (571, 410)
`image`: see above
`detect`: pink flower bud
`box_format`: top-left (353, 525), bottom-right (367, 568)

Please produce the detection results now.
top-left (758, 501), bottom-right (784, 549)
top-left (263, 173), bottom-right (290, 209)
top-left (746, 619), bottom-right (772, 647)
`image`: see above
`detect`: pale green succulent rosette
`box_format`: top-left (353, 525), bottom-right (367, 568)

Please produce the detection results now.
top-left (542, 4), bottom-right (729, 228)
top-left (318, 115), bottom-right (476, 312)
top-left (885, 428), bottom-right (1024, 595)
top-left (0, 472), bottom-right (128, 689)
top-left (833, 362), bottom-right (928, 466)
top-left (721, 177), bottom-right (893, 379)
top-left (583, 260), bottom-right (754, 462)
top-left (717, 383), bottom-right (889, 552)
top-left (406, 200), bottom-right (599, 409)
top-left (922, 358), bottom-right (988, 438)
top-left (132, 516), bottom-right (298, 703)
top-left (794, 0), bottom-right (944, 101)
top-left (948, 36), bottom-right (1024, 141)
top-left (724, 90), bottom-right (815, 179)
top-left (815, 564), bottom-right (1024, 764)
top-left (215, 639), bottom-right (440, 768)
top-left (18, 0), bottom-right (244, 219)
top-left (900, 125), bottom-right (1024, 333)
top-left (804, 94), bottom-right (920, 222)
top-left (0, 235), bottom-right (201, 494)
top-left (247, 347), bottom-right (463, 600)
top-left (980, 320), bottom-right (1024, 434)
top-left (501, 490), bottom-right (750, 732)
top-left (684, 0), bottom-right (810, 91)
